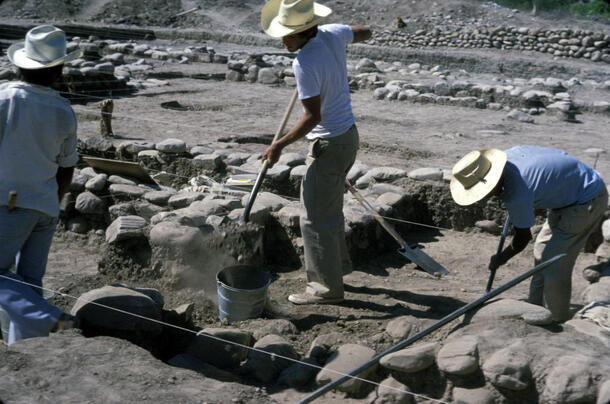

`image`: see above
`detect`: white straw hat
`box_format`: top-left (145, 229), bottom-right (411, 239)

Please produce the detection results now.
top-left (261, 0), bottom-right (332, 38)
top-left (7, 25), bottom-right (82, 70)
top-left (450, 149), bottom-right (507, 206)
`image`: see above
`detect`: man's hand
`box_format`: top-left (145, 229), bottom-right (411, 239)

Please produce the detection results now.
top-left (488, 254), bottom-right (503, 271)
top-left (262, 142), bottom-right (283, 168)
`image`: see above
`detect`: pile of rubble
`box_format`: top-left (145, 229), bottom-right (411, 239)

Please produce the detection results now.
top-left (371, 26), bottom-right (610, 63)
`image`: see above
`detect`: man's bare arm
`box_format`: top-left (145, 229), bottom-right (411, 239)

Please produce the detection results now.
top-left (262, 95), bottom-right (321, 167)
top-left (351, 26), bottom-right (372, 43)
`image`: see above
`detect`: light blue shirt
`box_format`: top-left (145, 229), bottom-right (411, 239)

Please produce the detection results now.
top-left (502, 145), bottom-right (605, 228)
top-left (293, 24), bottom-right (355, 139)
top-left (0, 82), bottom-right (79, 217)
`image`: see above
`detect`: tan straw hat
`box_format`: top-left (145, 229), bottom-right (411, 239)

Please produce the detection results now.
top-left (261, 0), bottom-right (332, 38)
top-left (450, 149), bottom-right (507, 206)
top-left (8, 25), bottom-right (82, 70)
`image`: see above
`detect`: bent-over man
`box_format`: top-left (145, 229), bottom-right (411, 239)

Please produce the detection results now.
top-left (450, 145), bottom-right (607, 322)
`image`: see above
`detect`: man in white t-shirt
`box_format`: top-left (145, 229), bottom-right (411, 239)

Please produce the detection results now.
top-left (261, 0), bottom-right (371, 304)
top-left (0, 25), bottom-right (81, 344)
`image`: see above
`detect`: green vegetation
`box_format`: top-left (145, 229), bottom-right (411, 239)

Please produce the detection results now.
top-left (489, 0), bottom-right (610, 19)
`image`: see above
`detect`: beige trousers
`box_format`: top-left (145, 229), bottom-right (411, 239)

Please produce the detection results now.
top-left (532, 186), bottom-right (608, 321)
top-left (300, 125), bottom-right (359, 298)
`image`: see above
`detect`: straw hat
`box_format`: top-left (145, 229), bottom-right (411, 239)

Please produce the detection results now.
top-left (7, 25), bottom-right (82, 70)
top-left (261, 0), bottom-right (332, 38)
top-left (450, 149), bottom-right (507, 206)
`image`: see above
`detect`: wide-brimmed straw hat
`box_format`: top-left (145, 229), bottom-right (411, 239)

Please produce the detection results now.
top-left (7, 25), bottom-right (82, 70)
top-left (261, 0), bottom-right (332, 38)
top-left (450, 149), bottom-right (507, 206)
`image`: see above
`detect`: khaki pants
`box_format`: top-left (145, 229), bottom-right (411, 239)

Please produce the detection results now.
top-left (300, 125), bottom-right (359, 298)
top-left (531, 186), bottom-right (608, 322)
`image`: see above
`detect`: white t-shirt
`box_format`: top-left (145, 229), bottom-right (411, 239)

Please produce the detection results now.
top-left (0, 81), bottom-right (79, 217)
top-left (293, 24), bottom-right (355, 139)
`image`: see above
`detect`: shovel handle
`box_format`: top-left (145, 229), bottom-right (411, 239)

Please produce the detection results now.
top-left (486, 214), bottom-right (511, 292)
top-left (242, 89), bottom-right (299, 223)
top-left (345, 179), bottom-right (407, 246)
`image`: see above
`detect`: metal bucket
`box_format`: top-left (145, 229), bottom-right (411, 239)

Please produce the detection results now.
top-left (216, 265), bottom-right (271, 321)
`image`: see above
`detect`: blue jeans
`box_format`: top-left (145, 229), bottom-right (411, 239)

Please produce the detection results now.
top-left (0, 206), bottom-right (62, 345)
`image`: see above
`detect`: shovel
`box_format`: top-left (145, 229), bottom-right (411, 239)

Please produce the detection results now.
top-left (241, 89), bottom-right (299, 223)
top-left (486, 214), bottom-right (511, 292)
top-left (345, 179), bottom-right (449, 276)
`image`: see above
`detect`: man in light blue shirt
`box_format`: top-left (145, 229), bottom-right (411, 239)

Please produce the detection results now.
top-left (451, 146), bottom-right (607, 322)
top-left (0, 25), bottom-right (81, 344)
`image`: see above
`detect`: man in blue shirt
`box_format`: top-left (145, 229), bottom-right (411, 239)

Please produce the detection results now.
top-left (451, 146), bottom-right (607, 322)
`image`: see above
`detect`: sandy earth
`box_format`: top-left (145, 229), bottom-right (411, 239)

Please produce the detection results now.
top-left (0, 1), bottom-right (609, 402)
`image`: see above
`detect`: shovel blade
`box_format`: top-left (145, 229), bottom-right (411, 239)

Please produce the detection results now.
top-left (398, 244), bottom-right (449, 276)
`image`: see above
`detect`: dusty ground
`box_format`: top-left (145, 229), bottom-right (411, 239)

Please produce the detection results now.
top-left (1, 1), bottom-right (609, 402)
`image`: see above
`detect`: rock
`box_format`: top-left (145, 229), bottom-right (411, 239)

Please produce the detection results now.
top-left (249, 319), bottom-right (298, 340)
top-left (407, 167), bottom-right (443, 181)
top-left (452, 387), bottom-right (495, 404)
top-left (356, 58), bottom-right (379, 73)
top-left (368, 167), bottom-right (407, 182)
top-left (277, 357), bottom-right (319, 388)
top-left (258, 68), bottom-right (278, 85)
top-left (168, 192), bottom-right (205, 209)
top-left (67, 216), bottom-right (89, 234)
top-left (190, 146), bottom-right (214, 156)
top-left (565, 318), bottom-right (610, 348)
top-left (278, 152), bottom-right (305, 167)
top-left (316, 344), bottom-right (377, 395)
top-left (108, 175), bottom-right (137, 185)
top-left (307, 332), bottom-right (346, 360)
top-left (193, 154), bottom-right (222, 170)
top-left (379, 342), bottom-right (438, 373)
top-left (228, 206), bottom-right (269, 226)
top-left (374, 88), bottom-right (390, 100)
top-left (172, 303), bottom-right (194, 323)
top-left (117, 141), bottom-right (155, 157)
top-left (108, 184), bottom-right (147, 200)
top-left (167, 353), bottom-right (240, 382)
top-left (70, 174), bottom-right (89, 193)
top-left (75, 191), bottom-right (105, 214)
top-left (471, 298), bottom-right (553, 324)
top-left (581, 282), bottom-right (610, 304)
top-left (133, 201), bottom-right (164, 221)
top-left (347, 162), bottom-right (369, 182)
top-left (507, 109), bottom-right (535, 123)
top-left (84, 174), bottom-right (108, 192)
top-left (376, 192), bottom-right (405, 208)
top-left (244, 334), bottom-right (298, 383)
top-left (226, 70), bottom-right (243, 82)
top-left (71, 285), bottom-right (162, 334)
top-left (437, 336), bottom-right (479, 376)
top-left (434, 81), bottom-right (451, 96)
top-left (149, 222), bottom-right (207, 253)
top-left (385, 316), bottom-right (416, 340)
top-left (105, 215), bottom-right (147, 243)
top-left (290, 165), bottom-right (307, 179)
top-left (240, 191), bottom-right (290, 212)
top-left (375, 376), bottom-right (414, 404)
top-left (543, 355), bottom-right (599, 403)
top-left (186, 328), bottom-right (253, 369)
top-left (475, 220), bottom-right (501, 235)
top-left (144, 190), bottom-right (173, 206)
top-left (482, 343), bottom-right (531, 390)
top-left (267, 164), bottom-right (291, 182)
top-left (156, 138), bottom-right (187, 153)
top-left (277, 205), bottom-right (302, 229)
